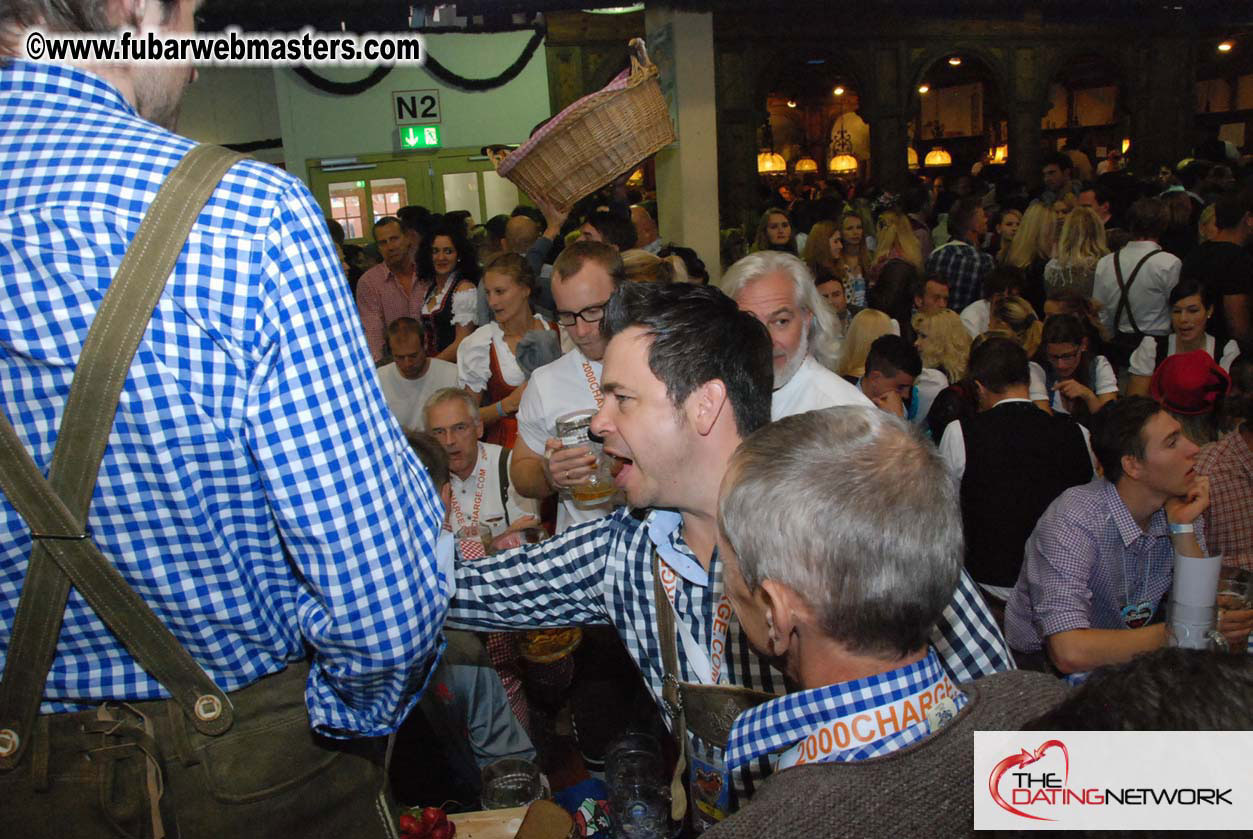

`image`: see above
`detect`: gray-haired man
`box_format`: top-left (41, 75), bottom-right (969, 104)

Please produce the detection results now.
top-left (722, 251), bottom-right (870, 419)
top-left (704, 407), bottom-right (1067, 839)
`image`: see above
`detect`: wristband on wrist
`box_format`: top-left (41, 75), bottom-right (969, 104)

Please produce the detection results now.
top-left (1168, 522), bottom-right (1195, 535)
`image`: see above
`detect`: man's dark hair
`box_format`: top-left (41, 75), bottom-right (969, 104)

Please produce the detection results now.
top-left (1126, 197), bottom-right (1171, 239)
top-left (405, 431), bottom-right (450, 488)
top-left (584, 210), bottom-right (637, 252)
top-left (1212, 191), bottom-right (1250, 230)
top-left (912, 272), bottom-right (947, 300)
top-left (325, 217), bottom-right (345, 247)
top-left (510, 204), bottom-right (544, 223)
top-left (1079, 181), bottom-right (1111, 208)
top-left (397, 205), bottom-right (431, 240)
top-left (947, 197), bottom-right (982, 239)
top-left (1041, 151), bottom-right (1073, 175)
top-left (865, 335), bottom-right (922, 379)
top-left (1090, 396), bottom-right (1161, 484)
top-left (1025, 648), bottom-right (1253, 730)
top-left (982, 265), bottom-right (1023, 299)
top-left (601, 283), bottom-right (773, 437)
top-left (373, 215), bottom-right (403, 239)
top-left (483, 214), bottom-right (509, 243)
top-left (968, 336), bottom-right (1030, 393)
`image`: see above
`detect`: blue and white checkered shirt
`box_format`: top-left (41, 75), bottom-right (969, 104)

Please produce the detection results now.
top-left (925, 240), bottom-right (994, 313)
top-left (724, 648), bottom-right (968, 773)
top-left (450, 507), bottom-right (1012, 799)
top-left (0, 60), bottom-right (449, 736)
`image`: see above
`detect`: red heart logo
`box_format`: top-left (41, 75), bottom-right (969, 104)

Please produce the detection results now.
top-left (988, 740), bottom-right (1070, 821)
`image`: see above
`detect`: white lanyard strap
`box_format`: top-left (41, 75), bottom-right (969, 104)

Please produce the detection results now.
top-left (657, 559), bottom-right (730, 686)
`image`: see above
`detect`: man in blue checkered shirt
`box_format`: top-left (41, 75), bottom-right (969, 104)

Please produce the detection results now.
top-left (1, 3), bottom-right (447, 835)
top-left (701, 407), bottom-right (1066, 839)
top-left (450, 282), bottom-right (1014, 824)
top-left (924, 196), bottom-right (994, 312)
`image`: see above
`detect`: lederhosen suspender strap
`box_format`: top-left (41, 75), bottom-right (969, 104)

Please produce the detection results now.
top-left (1112, 247), bottom-right (1163, 338)
top-left (0, 145), bottom-right (244, 770)
top-left (653, 553), bottom-right (690, 822)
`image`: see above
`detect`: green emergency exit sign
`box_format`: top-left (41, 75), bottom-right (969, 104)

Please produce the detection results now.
top-left (400, 125), bottom-right (441, 149)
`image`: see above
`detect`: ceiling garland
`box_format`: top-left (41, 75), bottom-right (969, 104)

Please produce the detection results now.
top-left (292, 25), bottom-right (545, 95)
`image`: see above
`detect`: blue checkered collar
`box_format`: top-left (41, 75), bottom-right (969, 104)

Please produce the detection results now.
top-left (724, 647), bottom-right (960, 772)
top-left (645, 508), bottom-right (707, 586)
top-left (2, 59), bottom-right (137, 118)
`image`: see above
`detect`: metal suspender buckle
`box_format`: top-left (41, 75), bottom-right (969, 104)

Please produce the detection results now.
top-left (0, 727), bottom-right (19, 758)
top-left (30, 528), bottom-right (90, 541)
top-left (661, 673), bottom-right (684, 720)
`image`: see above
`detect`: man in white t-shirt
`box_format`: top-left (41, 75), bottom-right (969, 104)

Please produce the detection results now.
top-left (1093, 198), bottom-right (1181, 349)
top-left (721, 251), bottom-right (871, 420)
top-left (425, 388), bottom-right (538, 544)
top-left (512, 241), bottom-right (626, 532)
top-left (376, 317), bottom-right (460, 433)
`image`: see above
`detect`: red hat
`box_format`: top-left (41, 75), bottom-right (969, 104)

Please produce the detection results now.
top-left (1149, 349), bottom-right (1231, 415)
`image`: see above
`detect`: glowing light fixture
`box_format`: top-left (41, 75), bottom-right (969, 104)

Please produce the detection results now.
top-left (786, 100), bottom-right (797, 108)
top-left (1122, 137), bottom-right (1131, 154)
top-left (948, 56), bottom-right (962, 66)
top-left (918, 84), bottom-right (930, 94)
top-left (794, 157), bottom-right (819, 174)
top-left (833, 86), bottom-right (845, 96)
top-left (992, 144), bottom-right (1009, 163)
top-left (584, 4), bottom-right (645, 13)
top-left (757, 151), bottom-right (787, 174)
top-left (1218, 40), bottom-right (1234, 53)
top-left (924, 147), bottom-right (952, 167)
top-left (908, 147), bottom-right (919, 170)
top-left (626, 167), bottom-right (644, 187)
top-left (829, 154), bottom-right (858, 173)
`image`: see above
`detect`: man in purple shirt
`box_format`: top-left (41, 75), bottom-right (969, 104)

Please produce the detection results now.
top-left (1004, 397), bottom-right (1249, 676)
top-left (356, 215), bottom-right (425, 364)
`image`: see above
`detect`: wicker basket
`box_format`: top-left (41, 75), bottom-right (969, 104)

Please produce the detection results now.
top-left (498, 38), bottom-right (676, 212)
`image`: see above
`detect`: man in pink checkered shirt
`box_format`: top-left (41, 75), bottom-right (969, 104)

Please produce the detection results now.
top-left (1196, 354), bottom-right (1253, 569)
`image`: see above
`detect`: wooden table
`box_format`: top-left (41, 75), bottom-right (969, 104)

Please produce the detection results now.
top-left (447, 805), bottom-right (529, 839)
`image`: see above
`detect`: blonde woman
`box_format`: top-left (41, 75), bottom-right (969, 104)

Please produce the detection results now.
top-left (869, 209), bottom-right (924, 283)
top-left (836, 308), bottom-right (895, 380)
top-left (913, 309), bottom-right (972, 386)
top-left (1004, 202), bottom-right (1055, 314)
top-left (1043, 206), bottom-right (1109, 297)
top-left (620, 248), bottom-right (688, 284)
top-left (989, 295), bottom-right (1050, 412)
top-left (1197, 203), bottom-right (1217, 244)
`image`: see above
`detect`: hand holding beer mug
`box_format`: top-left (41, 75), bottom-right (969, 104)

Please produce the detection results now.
top-left (551, 410), bottom-right (616, 508)
top-left (1216, 566), bottom-right (1253, 652)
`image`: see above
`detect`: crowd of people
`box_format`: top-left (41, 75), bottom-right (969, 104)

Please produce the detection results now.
top-left (3, 3), bottom-right (1253, 837)
top-left (336, 140), bottom-right (1253, 833)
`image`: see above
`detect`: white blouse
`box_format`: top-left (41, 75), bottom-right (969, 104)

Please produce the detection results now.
top-left (423, 273), bottom-right (480, 328)
top-left (457, 315), bottom-right (551, 393)
top-left (1129, 333), bottom-right (1239, 377)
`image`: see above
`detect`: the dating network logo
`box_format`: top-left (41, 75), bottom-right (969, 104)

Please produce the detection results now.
top-left (988, 739), bottom-right (1071, 821)
top-left (975, 731), bottom-right (1248, 831)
